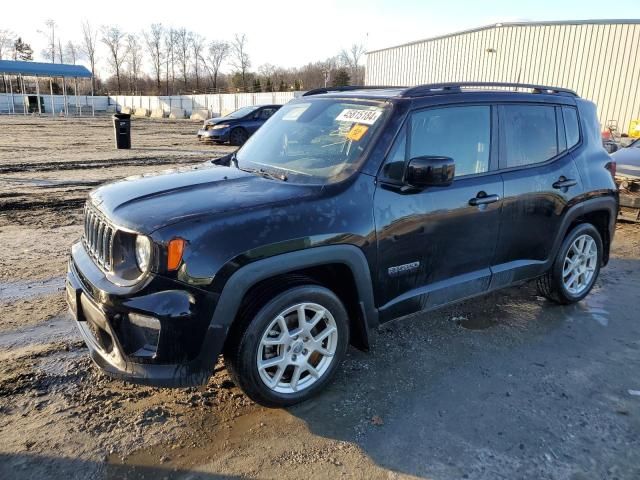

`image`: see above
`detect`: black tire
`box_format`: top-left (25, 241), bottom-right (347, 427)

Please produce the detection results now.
top-left (536, 223), bottom-right (603, 304)
top-left (224, 285), bottom-right (349, 408)
top-left (229, 128), bottom-right (249, 146)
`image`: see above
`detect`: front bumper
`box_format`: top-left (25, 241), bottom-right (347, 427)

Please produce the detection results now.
top-left (67, 242), bottom-right (225, 387)
top-left (197, 127), bottom-right (229, 142)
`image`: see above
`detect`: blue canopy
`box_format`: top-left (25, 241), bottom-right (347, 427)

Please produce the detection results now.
top-left (0, 60), bottom-right (92, 78)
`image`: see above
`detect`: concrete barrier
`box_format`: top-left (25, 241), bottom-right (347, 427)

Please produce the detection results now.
top-left (133, 107), bottom-right (149, 117)
top-left (169, 107), bottom-right (186, 119)
top-left (190, 109), bottom-right (210, 121)
top-left (150, 109), bottom-right (166, 118)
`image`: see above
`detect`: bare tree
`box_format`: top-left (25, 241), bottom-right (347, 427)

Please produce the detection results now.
top-left (39, 19), bottom-right (57, 63)
top-left (0, 29), bottom-right (15, 60)
top-left (164, 28), bottom-right (177, 95)
top-left (204, 40), bottom-right (229, 91)
top-left (81, 21), bottom-right (98, 93)
top-left (144, 24), bottom-right (164, 92)
top-left (190, 33), bottom-right (205, 91)
top-left (57, 39), bottom-right (64, 63)
top-left (339, 43), bottom-right (365, 84)
top-left (175, 28), bottom-right (191, 90)
top-left (101, 26), bottom-right (126, 94)
top-left (230, 34), bottom-right (250, 91)
top-left (126, 34), bottom-right (143, 94)
top-left (64, 41), bottom-right (79, 64)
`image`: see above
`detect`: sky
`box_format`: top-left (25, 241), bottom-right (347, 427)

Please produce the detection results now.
top-left (2, 0), bottom-right (639, 76)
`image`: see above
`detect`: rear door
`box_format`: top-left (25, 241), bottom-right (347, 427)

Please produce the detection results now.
top-left (492, 103), bottom-right (584, 286)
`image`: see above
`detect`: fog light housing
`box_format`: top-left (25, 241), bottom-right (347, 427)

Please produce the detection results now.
top-left (128, 313), bottom-right (161, 358)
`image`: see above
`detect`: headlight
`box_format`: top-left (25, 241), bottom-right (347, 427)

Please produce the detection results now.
top-left (212, 124), bottom-right (230, 130)
top-left (135, 235), bottom-right (152, 272)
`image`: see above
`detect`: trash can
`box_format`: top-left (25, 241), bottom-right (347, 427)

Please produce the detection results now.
top-left (112, 113), bottom-right (131, 149)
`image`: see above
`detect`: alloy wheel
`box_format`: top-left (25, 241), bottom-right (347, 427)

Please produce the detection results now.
top-left (562, 234), bottom-right (598, 295)
top-left (256, 302), bottom-right (338, 394)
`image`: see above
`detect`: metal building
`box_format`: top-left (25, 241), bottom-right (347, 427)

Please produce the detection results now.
top-left (365, 20), bottom-right (640, 134)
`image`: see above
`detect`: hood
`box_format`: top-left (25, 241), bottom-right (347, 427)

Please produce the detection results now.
top-left (90, 163), bottom-right (314, 233)
top-left (204, 116), bottom-right (233, 125)
top-left (612, 145), bottom-right (640, 165)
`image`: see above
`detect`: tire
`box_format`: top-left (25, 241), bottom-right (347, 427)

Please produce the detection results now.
top-left (224, 285), bottom-right (349, 407)
top-left (536, 223), bottom-right (603, 304)
top-left (229, 128), bottom-right (249, 146)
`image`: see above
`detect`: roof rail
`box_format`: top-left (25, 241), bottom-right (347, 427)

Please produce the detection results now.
top-left (302, 85), bottom-right (404, 96)
top-left (400, 82), bottom-right (579, 98)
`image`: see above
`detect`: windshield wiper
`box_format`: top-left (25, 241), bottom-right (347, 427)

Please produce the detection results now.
top-left (238, 165), bottom-right (288, 182)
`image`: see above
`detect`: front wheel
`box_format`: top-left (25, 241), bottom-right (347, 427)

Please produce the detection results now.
top-left (229, 128), bottom-right (249, 146)
top-left (537, 223), bottom-right (603, 304)
top-left (224, 285), bottom-right (349, 407)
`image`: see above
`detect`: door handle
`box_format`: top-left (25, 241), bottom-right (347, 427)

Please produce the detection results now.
top-left (552, 177), bottom-right (577, 189)
top-left (469, 193), bottom-right (500, 206)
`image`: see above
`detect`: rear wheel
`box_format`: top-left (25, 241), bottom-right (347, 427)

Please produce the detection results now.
top-left (229, 128), bottom-right (249, 146)
top-left (224, 285), bottom-right (349, 407)
top-left (537, 223), bottom-right (602, 304)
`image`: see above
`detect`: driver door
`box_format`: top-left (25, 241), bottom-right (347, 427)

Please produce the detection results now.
top-left (374, 104), bottom-right (503, 321)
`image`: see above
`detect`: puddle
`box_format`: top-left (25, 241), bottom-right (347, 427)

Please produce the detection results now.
top-left (0, 314), bottom-right (77, 352)
top-left (0, 276), bottom-right (65, 301)
top-left (1, 177), bottom-right (103, 187)
top-left (452, 315), bottom-right (497, 330)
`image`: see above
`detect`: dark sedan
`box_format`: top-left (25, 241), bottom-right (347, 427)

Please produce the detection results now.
top-left (197, 105), bottom-right (281, 146)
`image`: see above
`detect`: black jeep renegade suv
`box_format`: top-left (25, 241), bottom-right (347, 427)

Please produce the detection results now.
top-left (67, 83), bottom-right (618, 407)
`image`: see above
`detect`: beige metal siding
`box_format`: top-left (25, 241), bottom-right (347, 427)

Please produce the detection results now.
top-left (366, 22), bottom-right (640, 133)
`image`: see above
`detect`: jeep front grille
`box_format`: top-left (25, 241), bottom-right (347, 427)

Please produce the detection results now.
top-left (83, 204), bottom-right (115, 270)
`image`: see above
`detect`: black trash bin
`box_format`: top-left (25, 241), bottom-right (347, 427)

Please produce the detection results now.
top-left (112, 113), bottom-right (131, 149)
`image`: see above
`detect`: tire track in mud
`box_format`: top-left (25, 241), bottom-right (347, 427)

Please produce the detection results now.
top-left (0, 156), bottom-right (212, 174)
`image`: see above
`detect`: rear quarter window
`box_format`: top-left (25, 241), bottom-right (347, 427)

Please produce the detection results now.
top-left (562, 106), bottom-right (580, 148)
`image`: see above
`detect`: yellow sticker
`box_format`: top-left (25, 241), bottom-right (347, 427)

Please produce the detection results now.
top-left (346, 124), bottom-right (369, 141)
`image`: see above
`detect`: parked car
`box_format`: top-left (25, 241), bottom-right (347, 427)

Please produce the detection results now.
top-left (612, 138), bottom-right (640, 222)
top-left (197, 105), bottom-right (281, 145)
top-left (67, 83), bottom-right (617, 407)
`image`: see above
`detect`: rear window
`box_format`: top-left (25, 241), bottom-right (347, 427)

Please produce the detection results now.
top-left (502, 105), bottom-right (558, 167)
top-left (562, 106), bottom-right (580, 148)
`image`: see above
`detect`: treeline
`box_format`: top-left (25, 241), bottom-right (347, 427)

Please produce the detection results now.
top-left (0, 22), bottom-right (366, 96)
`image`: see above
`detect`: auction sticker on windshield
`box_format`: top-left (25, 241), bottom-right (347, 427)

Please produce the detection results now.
top-left (336, 108), bottom-right (382, 125)
top-left (346, 124), bottom-right (369, 141)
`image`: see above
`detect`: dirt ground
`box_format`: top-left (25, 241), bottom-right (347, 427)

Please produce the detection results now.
top-left (1, 116), bottom-right (639, 480)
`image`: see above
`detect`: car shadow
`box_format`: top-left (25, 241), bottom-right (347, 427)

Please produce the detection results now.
top-left (0, 453), bottom-right (243, 480)
top-left (284, 257), bottom-right (640, 478)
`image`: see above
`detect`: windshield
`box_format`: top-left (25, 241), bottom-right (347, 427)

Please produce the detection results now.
top-left (225, 106), bottom-right (259, 119)
top-left (235, 98), bottom-right (390, 183)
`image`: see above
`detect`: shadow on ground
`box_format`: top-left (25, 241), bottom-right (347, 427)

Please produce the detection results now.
top-left (285, 257), bottom-right (640, 479)
top-left (0, 453), bottom-right (243, 480)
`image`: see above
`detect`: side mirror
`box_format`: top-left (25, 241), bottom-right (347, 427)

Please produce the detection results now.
top-left (405, 156), bottom-right (455, 187)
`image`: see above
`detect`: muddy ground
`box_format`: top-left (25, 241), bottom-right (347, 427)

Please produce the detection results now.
top-left (1, 116), bottom-right (639, 480)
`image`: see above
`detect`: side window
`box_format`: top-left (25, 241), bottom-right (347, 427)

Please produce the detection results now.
top-left (409, 106), bottom-right (491, 177)
top-left (260, 108), bottom-right (277, 120)
top-left (503, 105), bottom-right (558, 167)
top-left (562, 106), bottom-right (580, 149)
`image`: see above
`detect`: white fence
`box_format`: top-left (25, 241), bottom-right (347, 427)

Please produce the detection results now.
top-left (0, 91), bottom-right (301, 117)
top-left (109, 92), bottom-right (301, 117)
